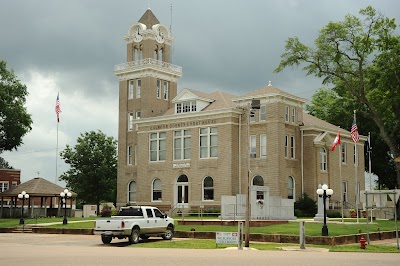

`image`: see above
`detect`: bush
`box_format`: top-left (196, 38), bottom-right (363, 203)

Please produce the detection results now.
top-left (294, 193), bottom-right (317, 217)
top-left (326, 210), bottom-right (341, 218)
top-left (100, 208), bottom-right (112, 217)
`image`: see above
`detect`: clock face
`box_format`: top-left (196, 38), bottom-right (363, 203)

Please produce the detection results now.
top-left (133, 26), bottom-right (143, 42)
top-left (155, 27), bottom-right (165, 43)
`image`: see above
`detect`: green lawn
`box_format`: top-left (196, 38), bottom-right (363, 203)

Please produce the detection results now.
top-left (0, 217), bottom-right (94, 228)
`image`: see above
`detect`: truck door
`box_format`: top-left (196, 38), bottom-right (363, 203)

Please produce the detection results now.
top-left (144, 208), bottom-right (156, 233)
top-left (153, 208), bottom-right (168, 231)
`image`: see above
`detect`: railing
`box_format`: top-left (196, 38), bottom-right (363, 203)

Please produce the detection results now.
top-left (114, 58), bottom-right (182, 75)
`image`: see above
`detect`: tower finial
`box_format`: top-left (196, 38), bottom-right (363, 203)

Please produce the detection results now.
top-left (147, 0), bottom-right (151, 9)
top-left (268, 81), bottom-right (272, 86)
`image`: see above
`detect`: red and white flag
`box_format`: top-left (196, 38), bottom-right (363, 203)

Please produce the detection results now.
top-left (55, 92), bottom-right (61, 123)
top-left (331, 131), bottom-right (340, 151)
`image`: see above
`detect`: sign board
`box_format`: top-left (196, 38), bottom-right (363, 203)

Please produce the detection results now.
top-left (216, 232), bottom-right (238, 244)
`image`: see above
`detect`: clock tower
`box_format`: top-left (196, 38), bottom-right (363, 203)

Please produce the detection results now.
top-left (115, 8), bottom-right (182, 207)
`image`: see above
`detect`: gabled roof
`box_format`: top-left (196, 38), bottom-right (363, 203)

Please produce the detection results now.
top-left (173, 88), bottom-right (214, 103)
top-left (138, 9), bottom-right (160, 29)
top-left (0, 177), bottom-right (76, 197)
top-left (235, 85), bottom-right (307, 103)
top-left (302, 112), bottom-right (344, 132)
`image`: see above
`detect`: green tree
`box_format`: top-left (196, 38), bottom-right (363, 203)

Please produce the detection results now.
top-left (275, 6), bottom-right (400, 189)
top-left (0, 60), bottom-right (33, 164)
top-left (60, 130), bottom-right (117, 214)
top-left (0, 157), bottom-right (13, 169)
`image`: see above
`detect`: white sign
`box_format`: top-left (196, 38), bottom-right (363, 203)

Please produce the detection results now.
top-left (173, 163), bottom-right (190, 169)
top-left (216, 232), bottom-right (238, 244)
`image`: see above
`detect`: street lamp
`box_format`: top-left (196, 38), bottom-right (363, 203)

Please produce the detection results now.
top-left (60, 189), bottom-right (72, 225)
top-left (18, 191), bottom-right (29, 225)
top-left (316, 184), bottom-right (333, 236)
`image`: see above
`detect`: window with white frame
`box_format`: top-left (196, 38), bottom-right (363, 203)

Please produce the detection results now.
top-left (199, 127), bottom-right (218, 158)
top-left (136, 79), bottom-right (141, 98)
top-left (342, 181), bottom-right (348, 202)
top-left (250, 135), bottom-right (256, 158)
top-left (128, 80), bottom-right (134, 99)
top-left (157, 80), bottom-right (161, 98)
top-left (288, 176), bottom-right (294, 199)
top-left (285, 106), bottom-right (289, 122)
top-left (259, 105), bottom-right (266, 121)
top-left (203, 176), bottom-right (214, 200)
top-left (0, 181), bottom-right (9, 192)
top-left (284, 135), bottom-right (289, 158)
top-left (290, 136), bottom-right (295, 159)
top-left (320, 147), bottom-right (327, 171)
top-left (341, 143), bottom-right (347, 163)
top-left (134, 145), bottom-right (137, 165)
top-left (250, 110), bottom-right (256, 123)
top-left (12, 181), bottom-right (17, 188)
top-left (174, 130), bottom-right (191, 160)
top-left (252, 175), bottom-right (264, 200)
top-left (135, 111), bottom-right (141, 131)
top-left (163, 80), bottom-right (168, 100)
top-left (152, 178), bottom-right (162, 201)
top-left (127, 146), bottom-right (132, 165)
top-left (128, 112), bottom-right (134, 131)
top-left (150, 132), bottom-right (166, 161)
top-left (128, 181), bottom-right (136, 202)
top-left (291, 107), bottom-right (296, 123)
top-left (260, 134), bottom-right (267, 157)
top-left (176, 101), bottom-right (197, 114)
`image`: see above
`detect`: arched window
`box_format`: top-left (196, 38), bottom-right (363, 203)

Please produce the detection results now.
top-left (252, 175), bottom-right (264, 200)
top-left (128, 181), bottom-right (136, 202)
top-left (203, 176), bottom-right (214, 201)
top-left (177, 175), bottom-right (188, 182)
top-left (288, 176), bottom-right (295, 199)
top-left (320, 148), bottom-right (327, 171)
top-left (152, 178), bottom-right (162, 201)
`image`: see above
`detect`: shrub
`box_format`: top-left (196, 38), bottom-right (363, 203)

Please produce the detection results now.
top-left (101, 208), bottom-right (112, 217)
top-left (326, 210), bottom-right (341, 218)
top-left (294, 193), bottom-right (317, 217)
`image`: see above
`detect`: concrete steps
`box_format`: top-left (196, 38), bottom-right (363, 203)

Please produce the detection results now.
top-left (12, 228), bottom-right (33, 233)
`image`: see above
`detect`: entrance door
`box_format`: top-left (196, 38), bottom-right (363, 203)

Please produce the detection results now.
top-left (176, 175), bottom-right (189, 208)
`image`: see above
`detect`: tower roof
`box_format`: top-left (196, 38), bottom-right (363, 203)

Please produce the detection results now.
top-left (138, 9), bottom-right (160, 29)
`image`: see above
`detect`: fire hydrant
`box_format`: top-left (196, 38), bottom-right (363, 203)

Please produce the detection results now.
top-left (360, 236), bottom-right (367, 249)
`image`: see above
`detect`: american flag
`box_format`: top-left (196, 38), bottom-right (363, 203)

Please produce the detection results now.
top-left (350, 117), bottom-right (360, 142)
top-left (55, 93), bottom-right (61, 122)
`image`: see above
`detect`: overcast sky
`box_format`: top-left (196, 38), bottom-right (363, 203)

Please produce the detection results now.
top-left (1, 0), bottom-right (399, 186)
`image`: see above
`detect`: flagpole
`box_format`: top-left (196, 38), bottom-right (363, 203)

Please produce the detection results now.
top-left (354, 110), bottom-right (359, 223)
top-left (368, 132), bottom-right (373, 222)
top-left (339, 128), bottom-right (344, 223)
top-left (56, 120), bottom-right (58, 184)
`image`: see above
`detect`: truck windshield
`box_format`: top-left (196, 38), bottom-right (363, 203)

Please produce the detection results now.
top-left (117, 208), bottom-right (143, 216)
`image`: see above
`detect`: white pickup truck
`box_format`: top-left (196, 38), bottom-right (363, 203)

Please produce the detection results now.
top-left (93, 206), bottom-right (174, 244)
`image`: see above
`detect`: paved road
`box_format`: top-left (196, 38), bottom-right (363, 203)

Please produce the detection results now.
top-left (0, 233), bottom-right (398, 266)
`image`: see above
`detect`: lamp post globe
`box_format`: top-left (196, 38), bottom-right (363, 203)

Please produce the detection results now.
top-left (316, 184), bottom-right (333, 236)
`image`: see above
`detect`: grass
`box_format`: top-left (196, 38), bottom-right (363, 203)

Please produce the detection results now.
top-left (0, 217), bottom-right (94, 228)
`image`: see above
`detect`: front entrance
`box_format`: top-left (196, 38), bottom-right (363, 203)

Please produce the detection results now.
top-left (176, 175), bottom-right (189, 208)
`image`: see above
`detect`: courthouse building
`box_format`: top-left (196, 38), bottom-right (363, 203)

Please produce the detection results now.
top-left (115, 9), bottom-right (365, 215)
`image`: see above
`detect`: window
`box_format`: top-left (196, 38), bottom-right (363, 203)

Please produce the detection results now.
top-left (128, 181), bottom-right (136, 202)
top-left (285, 106), bottom-right (289, 122)
top-left (250, 110), bottom-right (256, 123)
top-left (152, 178), bottom-right (162, 201)
top-left (127, 146), bottom-right (132, 165)
top-left (203, 176), bottom-right (214, 200)
top-left (288, 176), bottom-right (294, 199)
top-left (259, 105), bottom-right (266, 121)
top-left (163, 81), bottom-right (168, 100)
top-left (146, 208), bottom-right (154, 218)
top-left (128, 112), bottom-right (134, 131)
top-left (200, 127), bottom-right (218, 158)
top-left (12, 181), bottom-right (17, 188)
top-left (136, 79), bottom-right (141, 98)
top-left (341, 143), bottom-right (347, 163)
top-left (135, 111), bottom-right (141, 131)
top-left (154, 208), bottom-right (164, 218)
top-left (252, 175), bottom-right (264, 200)
top-left (290, 136), bottom-right (295, 159)
top-left (174, 130), bottom-right (191, 160)
top-left (128, 80), bottom-right (134, 99)
top-left (134, 145), bottom-right (137, 165)
top-left (320, 147), bottom-right (327, 171)
top-left (284, 135), bottom-right (289, 158)
top-left (0, 181), bottom-right (9, 192)
top-left (157, 80), bottom-right (161, 98)
top-left (250, 135), bottom-right (256, 158)
top-left (260, 134), bottom-right (267, 157)
top-left (342, 181), bottom-right (348, 202)
top-left (291, 107), bottom-right (296, 123)
top-left (150, 132), bottom-right (166, 161)
top-left (176, 101), bottom-right (196, 114)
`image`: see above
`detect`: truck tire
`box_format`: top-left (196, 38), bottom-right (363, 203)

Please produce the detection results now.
top-left (162, 225), bottom-right (174, 240)
top-left (129, 228), bottom-right (140, 244)
top-left (101, 235), bottom-right (112, 244)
